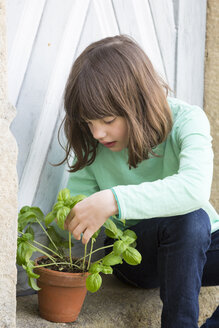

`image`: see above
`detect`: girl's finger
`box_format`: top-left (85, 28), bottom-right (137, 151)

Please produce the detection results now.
top-left (71, 223), bottom-right (86, 240)
top-left (82, 228), bottom-right (93, 245)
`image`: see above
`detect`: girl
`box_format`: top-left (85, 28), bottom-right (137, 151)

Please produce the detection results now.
top-left (61, 35), bottom-right (219, 328)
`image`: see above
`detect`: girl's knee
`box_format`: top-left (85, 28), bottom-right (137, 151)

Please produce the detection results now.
top-left (183, 209), bottom-right (211, 242)
top-left (161, 209), bottom-right (211, 248)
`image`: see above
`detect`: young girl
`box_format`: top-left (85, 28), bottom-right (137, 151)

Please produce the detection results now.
top-left (61, 35), bottom-right (219, 328)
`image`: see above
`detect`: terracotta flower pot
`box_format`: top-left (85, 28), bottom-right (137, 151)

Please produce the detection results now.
top-left (34, 256), bottom-right (89, 323)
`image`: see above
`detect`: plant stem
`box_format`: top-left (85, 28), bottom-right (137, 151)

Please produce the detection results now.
top-left (87, 238), bottom-right (94, 271)
top-left (31, 239), bottom-right (62, 259)
top-left (34, 217), bottom-right (60, 253)
top-left (79, 244), bottom-right (114, 263)
top-left (33, 261), bottom-right (82, 270)
top-left (27, 242), bottom-right (57, 264)
top-left (69, 231), bottom-right (73, 267)
top-left (82, 243), bottom-right (87, 272)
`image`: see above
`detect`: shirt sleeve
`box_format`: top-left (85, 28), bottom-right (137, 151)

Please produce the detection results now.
top-left (112, 106), bottom-right (214, 219)
top-left (67, 164), bottom-right (100, 197)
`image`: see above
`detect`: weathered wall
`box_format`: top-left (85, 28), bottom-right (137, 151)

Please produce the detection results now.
top-left (204, 0), bottom-right (219, 210)
top-left (0, 0), bottom-right (18, 327)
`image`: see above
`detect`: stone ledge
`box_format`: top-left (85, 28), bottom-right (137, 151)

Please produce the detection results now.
top-left (16, 275), bottom-right (219, 328)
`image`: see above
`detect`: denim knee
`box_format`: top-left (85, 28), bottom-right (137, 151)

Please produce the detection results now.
top-left (182, 209), bottom-right (211, 247)
top-left (160, 209), bottom-right (211, 249)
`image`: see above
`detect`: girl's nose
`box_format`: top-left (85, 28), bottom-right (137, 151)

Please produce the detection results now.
top-left (91, 124), bottom-right (107, 140)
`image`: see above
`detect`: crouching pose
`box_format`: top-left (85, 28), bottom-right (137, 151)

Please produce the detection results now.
top-left (60, 35), bottom-right (219, 328)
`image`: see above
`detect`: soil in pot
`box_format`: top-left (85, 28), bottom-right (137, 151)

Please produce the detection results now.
top-left (37, 256), bottom-right (87, 273)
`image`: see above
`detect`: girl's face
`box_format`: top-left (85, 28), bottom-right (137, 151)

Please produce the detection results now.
top-left (86, 116), bottom-right (129, 151)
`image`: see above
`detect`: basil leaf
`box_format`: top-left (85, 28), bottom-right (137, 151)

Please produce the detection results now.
top-left (57, 207), bottom-right (71, 230)
top-left (123, 229), bottom-right (137, 241)
top-left (19, 206), bottom-right (31, 214)
top-left (89, 262), bottom-right (103, 274)
top-left (123, 247), bottom-right (142, 265)
top-left (86, 273), bottom-right (102, 293)
top-left (18, 206), bottom-right (44, 231)
top-left (18, 212), bottom-right (37, 231)
top-left (69, 194), bottom-right (86, 207)
top-left (104, 219), bottom-right (122, 239)
top-left (121, 235), bottom-right (136, 245)
top-left (28, 277), bottom-right (41, 291)
top-left (92, 228), bottom-right (101, 240)
top-left (57, 188), bottom-right (71, 202)
top-left (23, 264), bottom-right (40, 279)
top-left (25, 226), bottom-right (34, 238)
top-left (101, 265), bottom-right (113, 274)
top-left (121, 219), bottom-right (126, 226)
top-left (52, 201), bottom-right (65, 213)
top-left (17, 240), bottom-right (35, 266)
top-left (45, 211), bottom-right (56, 227)
top-left (29, 207), bottom-right (44, 221)
top-left (102, 252), bottom-right (123, 266)
top-left (113, 240), bottom-right (127, 255)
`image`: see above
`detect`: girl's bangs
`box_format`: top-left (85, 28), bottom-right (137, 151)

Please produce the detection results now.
top-left (78, 80), bottom-right (121, 123)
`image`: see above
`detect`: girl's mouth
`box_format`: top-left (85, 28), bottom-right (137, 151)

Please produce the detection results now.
top-left (102, 141), bottom-right (116, 148)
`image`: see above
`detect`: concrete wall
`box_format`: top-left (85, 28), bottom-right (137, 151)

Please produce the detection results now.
top-left (0, 0), bottom-right (18, 327)
top-left (204, 0), bottom-right (219, 210)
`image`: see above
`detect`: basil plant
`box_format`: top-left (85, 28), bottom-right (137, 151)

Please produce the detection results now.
top-left (17, 188), bottom-right (142, 293)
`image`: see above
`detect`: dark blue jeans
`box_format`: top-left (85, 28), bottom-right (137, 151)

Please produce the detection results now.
top-left (104, 209), bottom-right (219, 328)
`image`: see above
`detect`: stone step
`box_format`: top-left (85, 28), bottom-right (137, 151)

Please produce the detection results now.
top-left (16, 275), bottom-right (219, 328)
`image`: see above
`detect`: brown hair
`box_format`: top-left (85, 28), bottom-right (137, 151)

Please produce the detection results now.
top-left (59, 34), bottom-right (172, 172)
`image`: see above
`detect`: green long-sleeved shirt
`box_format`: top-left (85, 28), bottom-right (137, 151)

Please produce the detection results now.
top-left (67, 97), bottom-right (219, 233)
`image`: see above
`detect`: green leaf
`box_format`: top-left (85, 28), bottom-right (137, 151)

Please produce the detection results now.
top-left (20, 206), bottom-right (31, 214)
top-left (23, 264), bottom-right (40, 279)
top-left (57, 207), bottom-right (71, 230)
top-left (29, 207), bottom-right (44, 221)
top-left (25, 226), bottom-right (34, 238)
top-left (123, 229), bottom-right (137, 241)
top-left (101, 265), bottom-right (113, 274)
top-left (104, 219), bottom-right (118, 234)
top-left (92, 228), bottom-right (101, 240)
top-left (19, 232), bottom-right (34, 242)
top-left (65, 194), bottom-right (87, 209)
top-left (86, 273), bottom-right (102, 293)
top-left (89, 262), bottom-right (103, 274)
top-left (121, 219), bottom-right (126, 226)
top-left (57, 188), bottom-right (71, 202)
top-left (102, 252), bottom-right (123, 266)
top-left (18, 213), bottom-right (37, 231)
top-left (18, 206), bottom-right (44, 231)
top-left (28, 277), bottom-right (41, 291)
top-left (104, 219), bottom-right (122, 239)
top-left (16, 239), bottom-right (35, 266)
top-left (113, 240), bottom-right (127, 255)
top-left (52, 201), bottom-right (65, 213)
top-left (45, 211), bottom-right (56, 227)
top-left (123, 247), bottom-right (142, 265)
top-left (121, 235), bottom-right (136, 245)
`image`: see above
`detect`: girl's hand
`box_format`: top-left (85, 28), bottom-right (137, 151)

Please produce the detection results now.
top-left (64, 190), bottom-right (118, 244)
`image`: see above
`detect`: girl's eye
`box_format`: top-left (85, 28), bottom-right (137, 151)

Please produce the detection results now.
top-left (103, 118), bottom-right (116, 124)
